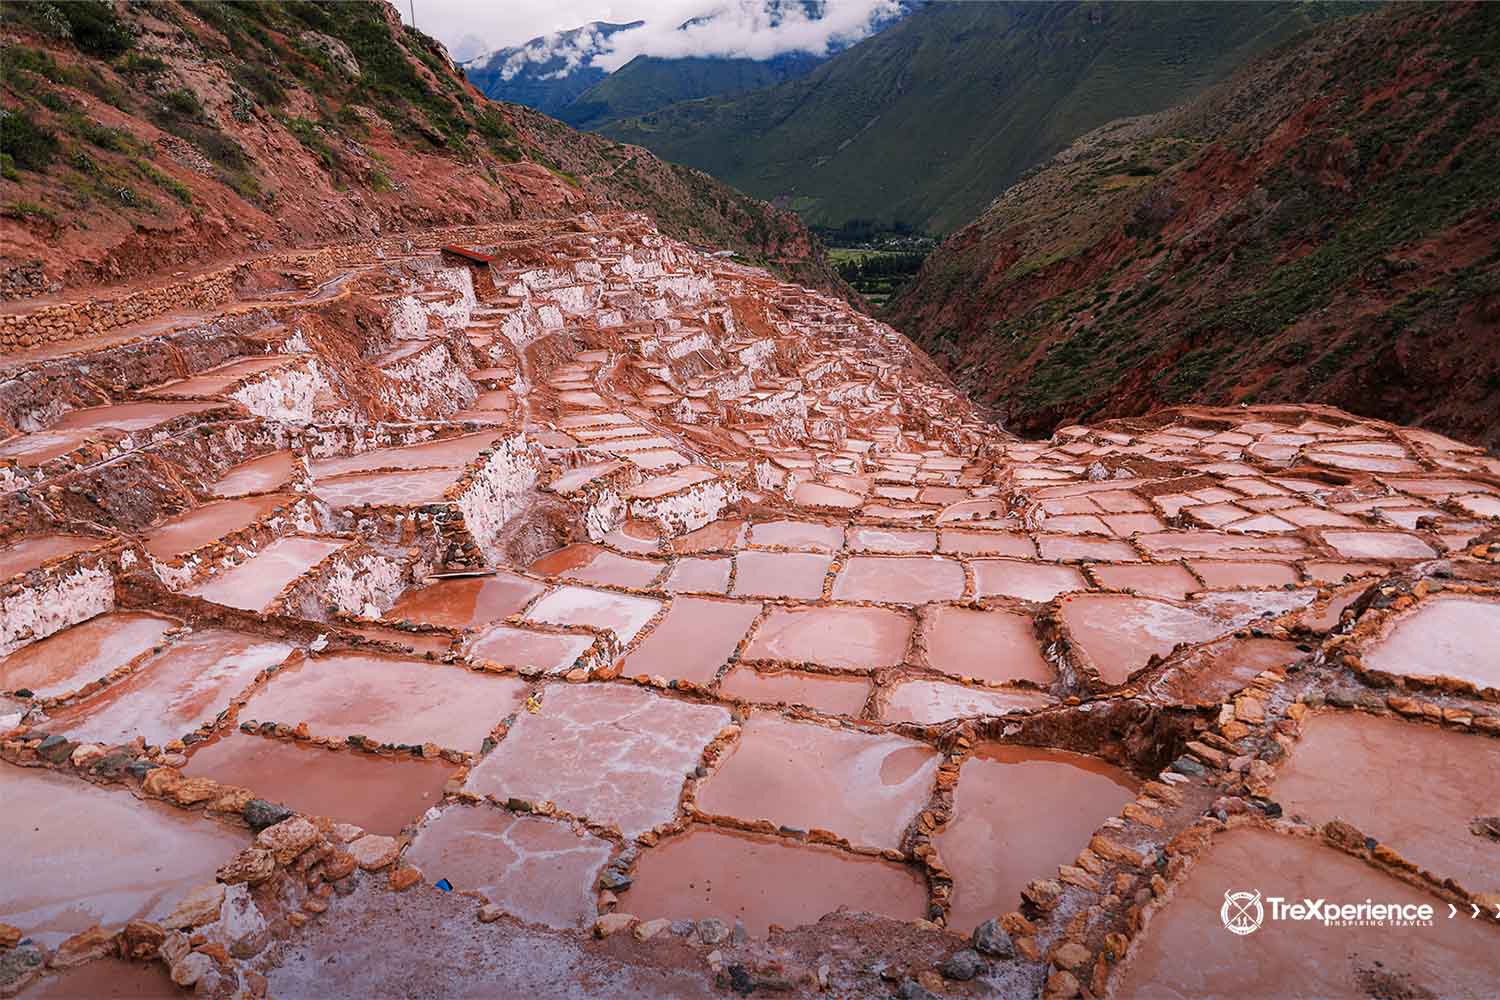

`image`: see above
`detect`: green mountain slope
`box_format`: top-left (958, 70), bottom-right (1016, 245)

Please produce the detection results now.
top-left (557, 51), bottom-right (822, 131)
top-left (601, 1), bottom-right (1365, 235)
top-left (887, 2), bottom-right (1500, 448)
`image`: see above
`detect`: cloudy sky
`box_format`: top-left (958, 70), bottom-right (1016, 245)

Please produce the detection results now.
top-left (393, 0), bottom-right (906, 68)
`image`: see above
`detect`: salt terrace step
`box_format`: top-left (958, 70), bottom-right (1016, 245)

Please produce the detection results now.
top-left (3, 213), bottom-right (1499, 997)
top-left (185, 536), bottom-right (347, 613)
top-left (0, 399), bottom-right (225, 468)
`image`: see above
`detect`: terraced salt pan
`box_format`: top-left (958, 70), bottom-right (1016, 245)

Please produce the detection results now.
top-left (1187, 559), bottom-right (1301, 589)
top-left (697, 714), bottom-right (938, 851)
top-left (1362, 594), bottom-right (1500, 691)
top-left (749, 520), bottom-right (844, 551)
top-left (622, 466), bottom-right (720, 501)
top-left (143, 495), bottom-right (293, 560)
top-left (186, 536), bottom-right (344, 611)
top-left (310, 432), bottom-right (503, 477)
top-left (1298, 583), bottom-right (1368, 633)
top-left (466, 624), bottom-right (594, 672)
top-left (524, 585), bottom-right (662, 645)
top-left (1149, 637), bottom-right (1305, 706)
top-left (386, 570), bottom-right (546, 628)
top-left (718, 666), bottom-right (871, 717)
top-left (184, 732), bottom-right (452, 835)
top-left (662, 556), bottom-right (732, 594)
top-left (46, 630), bottom-right (293, 746)
top-left (211, 450), bottom-right (297, 496)
top-left (0, 534), bottom-right (104, 580)
top-left (1061, 594), bottom-right (1228, 685)
top-left (0, 765), bottom-right (245, 948)
top-left (1303, 560), bottom-right (1385, 584)
top-left (791, 482), bottom-right (863, 508)
top-left (1116, 828), bottom-right (1499, 999)
top-left (1306, 449), bottom-right (1422, 473)
top-left (0, 611), bottom-right (175, 699)
top-left (627, 827), bottom-right (928, 936)
top-left (1321, 529), bottom-right (1437, 560)
top-left (403, 805), bottom-right (614, 930)
top-left (1135, 531), bottom-right (1306, 558)
top-left (1089, 563), bottom-right (1200, 600)
top-left (848, 527), bottom-right (937, 553)
top-left (545, 460), bottom-right (627, 496)
top-left (529, 544), bottom-right (664, 589)
top-left (15, 956), bottom-right (178, 999)
top-left (603, 520), bottom-right (662, 554)
top-left (937, 745), bottom-right (1136, 931)
top-left (922, 606), bottom-right (1051, 684)
top-left (1037, 536), bottom-right (1139, 562)
top-left (743, 605), bottom-right (911, 670)
top-left (937, 499), bottom-right (1009, 523)
top-left (1274, 711), bottom-right (1500, 893)
top-left (622, 597), bottom-right (759, 685)
top-left (31, 400), bottom-right (220, 437)
top-left (315, 468), bottom-right (460, 507)
top-left (731, 550), bottom-right (832, 599)
top-left (972, 560), bottom-right (1087, 602)
top-left (938, 530), bottom-right (1035, 558)
top-left (671, 519), bottom-right (746, 553)
top-left (831, 555), bottom-right (965, 603)
top-left (1191, 588), bottom-right (1314, 623)
top-left (881, 680), bottom-right (1053, 724)
top-left (465, 684), bottom-right (728, 837)
top-left (238, 652), bottom-right (529, 750)
top-left (143, 355), bottom-right (292, 396)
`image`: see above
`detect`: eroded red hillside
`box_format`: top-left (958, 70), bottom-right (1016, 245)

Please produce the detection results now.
top-left (0, 0), bottom-right (842, 299)
top-left (889, 1), bottom-right (1500, 450)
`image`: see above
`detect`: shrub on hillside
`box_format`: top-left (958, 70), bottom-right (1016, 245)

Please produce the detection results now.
top-left (0, 110), bottom-right (59, 170)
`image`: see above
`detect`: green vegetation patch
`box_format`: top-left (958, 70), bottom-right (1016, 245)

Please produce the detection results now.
top-left (0, 111), bottom-right (59, 170)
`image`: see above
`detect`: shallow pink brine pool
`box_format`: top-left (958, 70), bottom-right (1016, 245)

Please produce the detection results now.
top-left (239, 652), bottom-right (529, 750)
top-left (1116, 828), bottom-right (1498, 1000)
top-left (937, 744), bottom-right (1136, 932)
top-left (626, 826), bottom-right (928, 935)
top-left (743, 605), bottom-right (912, 670)
top-left (0, 766), bottom-right (247, 949)
top-left (143, 495), bottom-right (294, 559)
top-left (1360, 594), bottom-right (1500, 691)
top-left (184, 732), bottom-right (452, 835)
top-left (0, 534), bottom-right (105, 580)
top-left (697, 714), bottom-right (938, 852)
top-left (1061, 593), bottom-right (1228, 685)
top-left (47, 630), bottom-right (294, 747)
top-left (0, 611), bottom-right (174, 700)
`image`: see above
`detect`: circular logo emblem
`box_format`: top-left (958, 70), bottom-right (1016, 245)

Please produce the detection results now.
top-left (1221, 890), bottom-right (1264, 935)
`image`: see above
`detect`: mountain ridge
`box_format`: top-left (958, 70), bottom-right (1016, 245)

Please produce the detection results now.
top-left (461, 2), bottom-right (913, 135)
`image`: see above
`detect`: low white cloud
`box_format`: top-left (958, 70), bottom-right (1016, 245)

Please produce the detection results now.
top-left (403, 1), bottom-right (905, 75)
top-left (592, 1), bottom-right (906, 72)
top-left (489, 23), bottom-right (618, 79)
